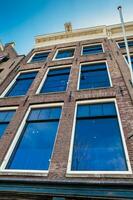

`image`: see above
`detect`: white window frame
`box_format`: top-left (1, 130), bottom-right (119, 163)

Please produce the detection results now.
top-left (27, 50), bottom-right (51, 63)
top-left (67, 98), bottom-right (132, 176)
top-left (0, 102), bottom-right (63, 176)
top-left (53, 47), bottom-right (75, 61)
top-left (77, 60), bottom-right (112, 90)
top-left (117, 39), bottom-right (133, 49)
top-left (36, 65), bottom-right (71, 94)
top-left (0, 69), bottom-right (39, 98)
top-left (81, 43), bottom-right (104, 56)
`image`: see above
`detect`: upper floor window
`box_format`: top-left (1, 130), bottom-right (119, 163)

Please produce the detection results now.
top-left (54, 48), bottom-right (75, 60)
top-left (118, 40), bottom-right (133, 48)
top-left (82, 44), bottom-right (103, 55)
top-left (68, 100), bottom-right (130, 173)
top-left (28, 52), bottom-right (50, 63)
top-left (4, 71), bottom-right (38, 97)
top-left (125, 55), bottom-right (133, 69)
top-left (38, 67), bottom-right (70, 94)
top-left (0, 109), bottom-right (16, 138)
top-left (4, 105), bottom-right (62, 171)
top-left (79, 62), bottom-right (111, 90)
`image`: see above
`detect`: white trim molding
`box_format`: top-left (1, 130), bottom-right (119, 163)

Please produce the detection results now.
top-left (0, 102), bottom-right (63, 176)
top-left (67, 98), bottom-right (132, 176)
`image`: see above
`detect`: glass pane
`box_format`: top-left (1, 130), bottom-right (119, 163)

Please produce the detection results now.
top-left (71, 117), bottom-right (127, 171)
top-left (28, 107), bottom-right (61, 121)
top-left (31, 52), bottom-right (49, 62)
top-left (0, 123), bottom-right (8, 138)
top-left (83, 45), bottom-right (103, 55)
top-left (40, 69), bottom-right (70, 93)
top-left (55, 49), bottom-right (74, 59)
top-left (18, 72), bottom-right (37, 79)
top-left (0, 111), bottom-right (15, 122)
top-left (80, 63), bottom-right (110, 89)
top-left (7, 121), bottom-right (59, 170)
top-left (6, 76), bottom-right (36, 97)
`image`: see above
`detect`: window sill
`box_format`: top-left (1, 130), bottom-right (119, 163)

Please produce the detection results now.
top-left (66, 171), bottom-right (132, 178)
top-left (77, 86), bottom-right (113, 91)
top-left (0, 170), bottom-right (49, 177)
top-left (0, 95), bottom-right (25, 99)
top-left (35, 91), bottom-right (66, 96)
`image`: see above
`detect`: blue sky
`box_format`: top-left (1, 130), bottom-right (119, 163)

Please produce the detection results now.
top-left (1, 0), bottom-right (133, 54)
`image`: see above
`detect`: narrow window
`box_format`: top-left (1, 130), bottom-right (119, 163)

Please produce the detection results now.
top-left (118, 40), bottom-right (133, 48)
top-left (82, 44), bottom-right (103, 55)
top-left (30, 52), bottom-right (50, 63)
top-left (79, 62), bottom-right (111, 89)
top-left (0, 110), bottom-right (16, 138)
top-left (5, 71), bottom-right (38, 97)
top-left (6, 106), bottom-right (62, 170)
top-left (71, 102), bottom-right (128, 171)
top-left (55, 49), bottom-right (75, 60)
top-left (40, 67), bottom-right (70, 93)
top-left (125, 55), bottom-right (133, 69)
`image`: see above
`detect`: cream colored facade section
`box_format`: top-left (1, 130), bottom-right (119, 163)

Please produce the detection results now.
top-left (34, 22), bottom-right (133, 48)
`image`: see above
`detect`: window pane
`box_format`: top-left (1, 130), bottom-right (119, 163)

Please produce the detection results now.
top-left (0, 123), bottom-right (8, 138)
top-left (118, 41), bottom-right (133, 48)
top-left (5, 72), bottom-right (37, 97)
top-left (6, 107), bottom-right (61, 170)
top-left (7, 121), bottom-right (59, 170)
top-left (31, 52), bottom-right (49, 62)
top-left (83, 45), bottom-right (103, 55)
top-left (28, 107), bottom-right (61, 121)
top-left (79, 63), bottom-right (110, 89)
top-left (71, 103), bottom-right (127, 171)
top-left (0, 110), bottom-right (15, 138)
top-left (55, 49), bottom-right (74, 59)
top-left (40, 68), bottom-right (70, 93)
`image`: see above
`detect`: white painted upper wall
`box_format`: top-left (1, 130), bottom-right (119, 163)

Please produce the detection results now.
top-left (34, 21), bottom-right (133, 48)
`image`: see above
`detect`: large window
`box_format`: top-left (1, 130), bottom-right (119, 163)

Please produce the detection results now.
top-left (79, 62), bottom-right (111, 90)
top-left (82, 44), bottom-right (103, 55)
top-left (125, 55), bottom-right (133, 69)
top-left (118, 40), bottom-right (133, 48)
top-left (39, 67), bottom-right (70, 93)
top-left (5, 105), bottom-right (62, 171)
top-left (54, 48), bottom-right (75, 60)
top-left (4, 71), bottom-right (38, 97)
top-left (69, 100), bottom-right (130, 173)
top-left (29, 52), bottom-right (50, 63)
top-left (0, 109), bottom-right (16, 138)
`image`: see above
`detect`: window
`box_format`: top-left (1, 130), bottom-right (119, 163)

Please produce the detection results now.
top-left (0, 109), bottom-right (16, 138)
top-left (69, 100), bottom-right (130, 173)
top-left (125, 55), bottom-right (133, 69)
top-left (29, 52), bottom-right (50, 63)
top-left (79, 62), bottom-right (111, 90)
top-left (54, 48), bottom-right (75, 60)
top-left (118, 40), bottom-right (133, 48)
top-left (5, 105), bottom-right (62, 171)
top-left (4, 71), bottom-right (38, 97)
top-left (39, 67), bottom-right (70, 93)
top-left (82, 44), bottom-right (103, 55)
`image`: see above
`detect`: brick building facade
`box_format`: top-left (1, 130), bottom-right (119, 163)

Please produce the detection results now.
top-left (0, 22), bottom-right (133, 199)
